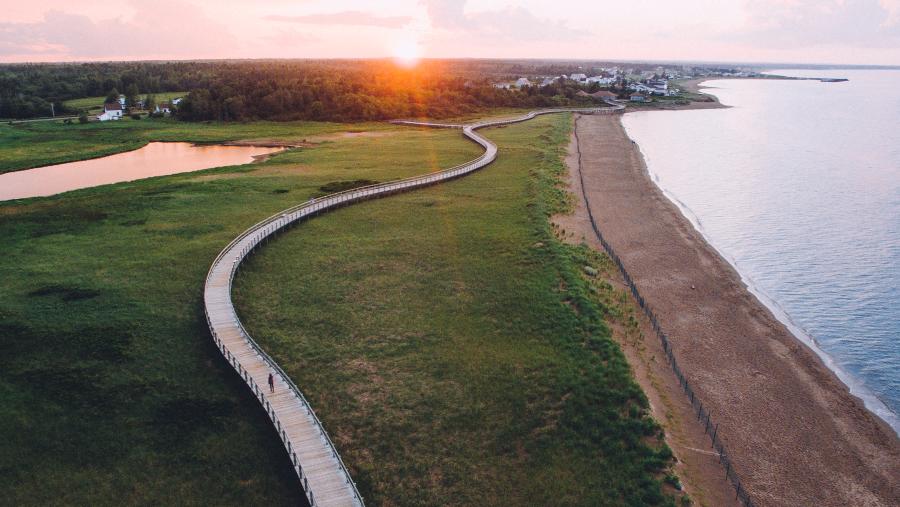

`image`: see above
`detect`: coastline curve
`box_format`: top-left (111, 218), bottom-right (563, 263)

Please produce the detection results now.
top-left (202, 103), bottom-right (623, 506)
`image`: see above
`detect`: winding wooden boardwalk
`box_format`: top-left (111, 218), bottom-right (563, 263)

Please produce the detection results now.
top-left (203, 104), bottom-right (623, 507)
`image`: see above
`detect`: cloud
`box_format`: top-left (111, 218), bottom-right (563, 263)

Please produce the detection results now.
top-left (266, 11), bottom-right (413, 28)
top-left (0, 1), bottom-right (235, 59)
top-left (730, 0), bottom-right (900, 48)
top-left (880, 0), bottom-right (900, 26)
top-left (420, 0), bottom-right (590, 42)
top-left (264, 29), bottom-right (318, 47)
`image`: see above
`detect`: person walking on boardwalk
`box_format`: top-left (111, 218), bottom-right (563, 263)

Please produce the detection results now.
top-left (268, 373), bottom-right (275, 393)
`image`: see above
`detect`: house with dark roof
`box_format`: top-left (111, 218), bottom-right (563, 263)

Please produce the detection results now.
top-left (97, 101), bottom-right (123, 121)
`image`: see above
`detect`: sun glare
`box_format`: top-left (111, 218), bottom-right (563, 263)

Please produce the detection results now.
top-left (391, 39), bottom-right (422, 68)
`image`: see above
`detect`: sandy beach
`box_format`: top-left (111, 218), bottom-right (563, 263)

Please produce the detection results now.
top-left (558, 105), bottom-right (900, 506)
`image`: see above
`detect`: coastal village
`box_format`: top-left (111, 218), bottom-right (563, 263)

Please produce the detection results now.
top-left (494, 65), bottom-right (764, 103)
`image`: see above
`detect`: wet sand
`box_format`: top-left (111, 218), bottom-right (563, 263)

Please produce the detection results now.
top-left (561, 113), bottom-right (900, 506)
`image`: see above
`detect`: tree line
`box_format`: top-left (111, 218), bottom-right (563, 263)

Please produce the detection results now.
top-left (0, 60), bottom-right (611, 121)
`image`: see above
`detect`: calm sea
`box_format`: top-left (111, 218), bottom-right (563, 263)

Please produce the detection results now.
top-left (622, 69), bottom-right (900, 433)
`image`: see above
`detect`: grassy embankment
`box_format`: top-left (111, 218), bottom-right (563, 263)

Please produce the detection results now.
top-left (0, 117), bottom-right (391, 174)
top-left (233, 114), bottom-right (682, 506)
top-left (62, 92), bottom-right (188, 116)
top-left (0, 121), bottom-right (483, 505)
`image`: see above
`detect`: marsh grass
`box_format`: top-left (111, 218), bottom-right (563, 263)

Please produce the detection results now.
top-left (233, 114), bottom-right (676, 506)
top-left (0, 118), bottom-right (400, 174)
top-left (0, 125), bottom-right (479, 504)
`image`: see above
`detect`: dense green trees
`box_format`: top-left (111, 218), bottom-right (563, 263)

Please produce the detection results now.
top-left (124, 83), bottom-right (140, 108)
top-left (0, 60), bottom-right (611, 120)
top-left (104, 88), bottom-right (120, 104)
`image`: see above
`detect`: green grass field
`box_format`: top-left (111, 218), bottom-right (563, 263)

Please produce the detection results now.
top-left (233, 115), bottom-right (679, 506)
top-left (0, 124), bottom-right (483, 505)
top-left (0, 118), bottom-right (397, 174)
top-left (63, 92), bottom-right (188, 114)
top-left (1, 114), bottom-right (680, 505)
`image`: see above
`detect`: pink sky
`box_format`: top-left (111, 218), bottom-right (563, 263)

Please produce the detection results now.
top-left (2, 0), bottom-right (899, 65)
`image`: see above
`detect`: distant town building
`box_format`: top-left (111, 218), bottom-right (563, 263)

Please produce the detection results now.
top-left (569, 73), bottom-right (588, 82)
top-left (514, 77), bottom-right (532, 88)
top-left (629, 94), bottom-right (648, 102)
top-left (587, 76), bottom-right (614, 85)
top-left (97, 102), bottom-right (123, 121)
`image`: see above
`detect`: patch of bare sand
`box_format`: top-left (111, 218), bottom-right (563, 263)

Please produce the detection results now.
top-left (566, 113), bottom-right (899, 507)
top-left (553, 118), bottom-right (739, 507)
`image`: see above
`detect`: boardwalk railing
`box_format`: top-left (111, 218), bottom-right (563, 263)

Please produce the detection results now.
top-left (571, 114), bottom-right (754, 507)
top-left (203, 103), bottom-right (622, 506)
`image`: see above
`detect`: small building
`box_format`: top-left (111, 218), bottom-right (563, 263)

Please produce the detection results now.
top-left (155, 102), bottom-right (172, 114)
top-left (171, 97), bottom-right (183, 106)
top-left (630, 94), bottom-right (648, 102)
top-left (97, 102), bottom-right (123, 121)
top-left (569, 73), bottom-right (587, 82)
top-left (514, 77), bottom-right (532, 88)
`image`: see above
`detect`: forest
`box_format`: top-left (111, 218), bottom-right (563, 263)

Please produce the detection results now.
top-left (0, 59), bottom-right (612, 121)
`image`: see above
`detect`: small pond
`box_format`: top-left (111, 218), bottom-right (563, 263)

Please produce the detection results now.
top-left (0, 142), bottom-right (283, 201)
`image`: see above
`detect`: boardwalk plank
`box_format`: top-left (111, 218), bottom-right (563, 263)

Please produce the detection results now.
top-left (203, 105), bottom-right (619, 506)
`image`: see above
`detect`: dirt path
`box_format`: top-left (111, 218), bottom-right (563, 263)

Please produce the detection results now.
top-left (559, 113), bottom-right (900, 507)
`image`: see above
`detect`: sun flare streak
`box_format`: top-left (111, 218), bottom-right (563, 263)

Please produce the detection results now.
top-left (391, 38), bottom-right (422, 68)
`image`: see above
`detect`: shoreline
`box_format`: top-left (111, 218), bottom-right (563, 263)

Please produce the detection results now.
top-left (627, 79), bottom-right (899, 433)
top-left (564, 93), bottom-right (900, 505)
top-left (631, 144), bottom-right (900, 433)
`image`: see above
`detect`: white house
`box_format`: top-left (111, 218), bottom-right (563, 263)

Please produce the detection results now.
top-left (97, 102), bottom-right (123, 121)
top-left (155, 102), bottom-right (172, 114)
top-left (171, 97), bottom-right (183, 106)
top-left (514, 77), bottom-right (532, 88)
top-left (569, 73), bottom-right (587, 82)
top-left (587, 76), bottom-right (614, 85)
top-left (117, 94), bottom-right (126, 107)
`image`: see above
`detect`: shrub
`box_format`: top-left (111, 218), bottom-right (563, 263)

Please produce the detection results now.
top-left (130, 113), bottom-right (141, 120)
top-left (664, 473), bottom-right (682, 490)
top-left (78, 114), bottom-right (89, 124)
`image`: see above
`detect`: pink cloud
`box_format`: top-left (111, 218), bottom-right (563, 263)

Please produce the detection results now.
top-left (266, 11), bottom-right (413, 29)
top-left (0, 0), bottom-right (235, 59)
top-left (421, 0), bottom-right (589, 42)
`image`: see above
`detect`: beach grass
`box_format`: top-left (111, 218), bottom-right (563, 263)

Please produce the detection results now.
top-left (233, 114), bottom-right (677, 506)
top-left (0, 125), bottom-right (482, 505)
top-left (1, 113), bottom-right (676, 506)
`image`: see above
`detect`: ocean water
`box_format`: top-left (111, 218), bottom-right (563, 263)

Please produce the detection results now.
top-left (622, 69), bottom-right (900, 433)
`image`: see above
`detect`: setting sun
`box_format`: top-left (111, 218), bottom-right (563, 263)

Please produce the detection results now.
top-left (391, 38), bottom-right (422, 68)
